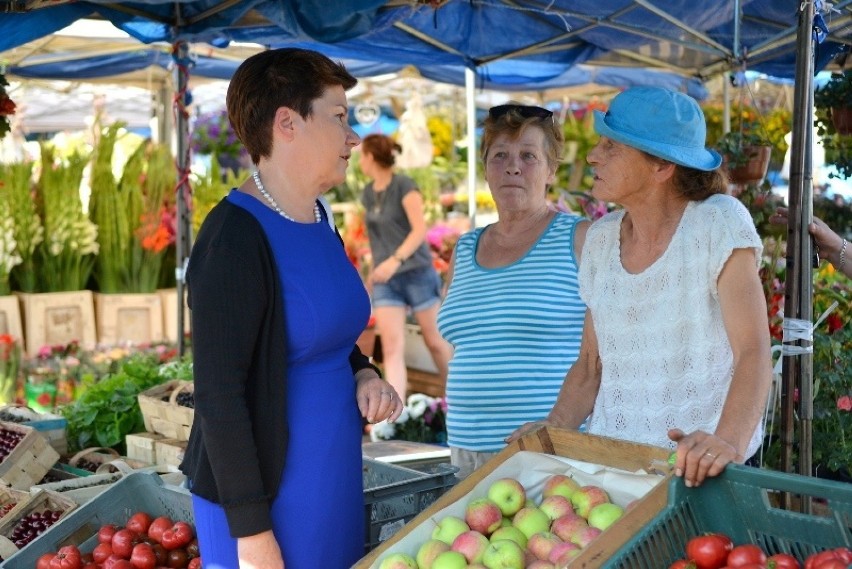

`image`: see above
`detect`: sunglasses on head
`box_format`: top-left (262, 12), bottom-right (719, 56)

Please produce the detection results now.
top-left (489, 104), bottom-right (554, 121)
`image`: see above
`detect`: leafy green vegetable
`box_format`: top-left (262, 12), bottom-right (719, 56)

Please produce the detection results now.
top-left (60, 353), bottom-right (171, 454)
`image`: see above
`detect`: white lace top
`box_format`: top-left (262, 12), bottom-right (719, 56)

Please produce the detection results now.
top-left (579, 194), bottom-right (764, 458)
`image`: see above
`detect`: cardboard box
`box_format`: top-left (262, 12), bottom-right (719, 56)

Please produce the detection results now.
top-left (355, 427), bottom-right (672, 568)
top-left (94, 293), bottom-right (164, 346)
top-left (16, 291), bottom-right (96, 357)
top-left (403, 323), bottom-right (438, 374)
top-left (0, 296), bottom-right (23, 340)
top-left (158, 288), bottom-right (189, 344)
top-left (154, 438), bottom-right (187, 468)
top-left (125, 432), bottom-right (166, 464)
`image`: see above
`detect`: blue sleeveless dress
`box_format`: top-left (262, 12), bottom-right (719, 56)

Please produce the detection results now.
top-left (191, 190), bottom-right (369, 568)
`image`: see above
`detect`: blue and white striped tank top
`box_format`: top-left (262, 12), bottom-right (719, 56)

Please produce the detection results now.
top-left (437, 212), bottom-right (586, 451)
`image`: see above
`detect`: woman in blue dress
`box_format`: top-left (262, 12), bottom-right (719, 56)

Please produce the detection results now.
top-left (181, 48), bottom-right (404, 569)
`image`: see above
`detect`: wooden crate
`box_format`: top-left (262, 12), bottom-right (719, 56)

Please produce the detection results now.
top-left (0, 405), bottom-right (68, 457)
top-left (355, 427), bottom-right (673, 568)
top-left (0, 296), bottom-right (23, 340)
top-left (16, 291), bottom-right (96, 357)
top-left (125, 432), bottom-right (166, 464)
top-left (0, 421), bottom-right (60, 490)
top-left (137, 380), bottom-right (194, 441)
top-left (154, 438), bottom-right (187, 468)
top-left (0, 487), bottom-right (32, 527)
top-left (66, 447), bottom-right (150, 476)
top-left (0, 489), bottom-right (77, 560)
top-left (94, 293), bottom-right (164, 346)
top-left (158, 288), bottom-right (190, 344)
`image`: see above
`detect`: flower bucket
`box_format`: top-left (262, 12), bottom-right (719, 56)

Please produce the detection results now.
top-left (830, 106), bottom-right (852, 135)
top-left (725, 145), bottom-right (772, 186)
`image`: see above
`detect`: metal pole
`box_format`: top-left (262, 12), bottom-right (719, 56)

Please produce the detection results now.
top-left (173, 40), bottom-right (193, 357)
top-left (465, 67), bottom-right (477, 227)
top-left (781, 0), bottom-right (815, 507)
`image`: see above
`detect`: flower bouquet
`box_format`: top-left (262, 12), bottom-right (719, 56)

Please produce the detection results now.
top-left (0, 334), bottom-right (21, 405)
top-left (0, 73), bottom-right (16, 141)
top-left (370, 393), bottom-right (447, 445)
top-left (1, 161), bottom-right (43, 292)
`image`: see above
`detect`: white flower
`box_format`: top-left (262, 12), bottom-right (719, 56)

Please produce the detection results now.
top-left (395, 407), bottom-right (411, 425)
top-left (370, 420), bottom-right (396, 441)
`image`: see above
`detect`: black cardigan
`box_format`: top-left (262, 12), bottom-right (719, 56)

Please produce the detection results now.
top-left (179, 197), bottom-right (378, 538)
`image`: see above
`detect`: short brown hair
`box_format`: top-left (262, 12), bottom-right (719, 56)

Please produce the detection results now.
top-left (226, 48), bottom-right (357, 164)
top-left (480, 104), bottom-right (564, 170)
top-left (645, 153), bottom-right (728, 200)
top-left (361, 134), bottom-right (402, 168)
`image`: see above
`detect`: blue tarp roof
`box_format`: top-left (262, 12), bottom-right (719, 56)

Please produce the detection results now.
top-left (1, 0), bottom-right (849, 88)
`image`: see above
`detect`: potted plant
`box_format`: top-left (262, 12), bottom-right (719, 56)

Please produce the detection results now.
top-left (715, 129), bottom-right (773, 186)
top-left (814, 70), bottom-right (852, 136)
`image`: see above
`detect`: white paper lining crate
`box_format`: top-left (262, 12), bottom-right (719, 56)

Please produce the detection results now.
top-left (137, 380), bottom-right (194, 441)
top-left (16, 291), bottom-right (97, 357)
top-left (0, 472), bottom-right (192, 568)
top-left (94, 293), bottom-right (164, 346)
top-left (0, 490), bottom-right (77, 561)
top-left (31, 472), bottom-right (124, 505)
top-left (355, 427), bottom-right (673, 568)
top-left (0, 297), bottom-right (22, 340)
top-left (0, 406), bottom-right (67, 457)
top-left (0, 422), bottom-right (60, 491)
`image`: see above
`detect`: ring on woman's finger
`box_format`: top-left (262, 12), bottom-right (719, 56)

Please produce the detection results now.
top-left (703, 450), bottom-right (717, 459)
top-left (380, 391), bottom-right (392, 397)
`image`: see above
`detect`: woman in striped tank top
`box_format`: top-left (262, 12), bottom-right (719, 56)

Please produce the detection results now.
top-left (437, 104), bottom-right (590, 480)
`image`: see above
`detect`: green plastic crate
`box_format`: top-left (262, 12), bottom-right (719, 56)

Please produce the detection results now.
top-left (606, 464), bottom-right (852, 568)
top-left (362, 458), bottom-right (458, 554)
top-left (0, 471), bottom-right (192, 569)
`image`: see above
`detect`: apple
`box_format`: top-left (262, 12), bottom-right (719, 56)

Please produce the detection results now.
top-left (570, 485), bottom-right (610, 518)
top-left (527, 562), bottom-right (556, 569)
top-left (511, 506), bottom-right (550, 538)
top-left (549, 541), bottom-right (581, 565)
top-left (486, 478), bottom-right (527, 517)
top-left (465, 498), bottom-right (503, 536)
top-left (469, 565), bottom-right (488, 569)
top-left (489, 526), bottom-right (528, 549)
top-left (541, 474), bottom-right (580, 501)
top-left (378, 553), bottom-right (418, 569)
top-left (500, 517), bottom-right (512, 528)
top-left (432, 516), bottom-right (471, 545)
top-left (451, 530), bottom-right (490, 564)
top-left (538, 495), bottom-right (574, 521)
top-left (432, 551), bottom-right (468, 569)
top-left (527, 531), bottom-right (563, 561)
top-left (587, 502), bottom-right (624, 530)
top-left (482, 539), bottom-right (525, 569)
top-left (550, 513), bottom-right (588, 542)
top-left (416, 539), bottom-right (451, 569)
top-left (569, 525), bottom-right (603, 548)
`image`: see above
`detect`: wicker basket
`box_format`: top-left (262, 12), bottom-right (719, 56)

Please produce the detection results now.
top-left (0, 487), bottom-right (32, 527)
top-left (137, 380), bottom-right (194, 441)
top-left (66, 447), bottom-right (151, 476)
top-left (0, 489), bottom-right (77, 560)
top-left (0, 421), bottom-right (60, 490)
top-left (0, 405), bottom-right (68, 457)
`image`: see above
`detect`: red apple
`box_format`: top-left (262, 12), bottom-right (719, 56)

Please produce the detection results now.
top-left (570, 485), bottom-right (610, 518)
top-left (451, 530), bottom-right (489, 564)
top-left (527, 531), bottom-right (563, 561)
top-left (378, 553), bottom-right (418, 569)
top-left (465, 498), bottom-right (503, 536)
top-left (550, 513), bottom-right (588, 542)
top-left (570, 525), bottom-right (603, 548)
top-left (541, 474), bottom-right (580, 501)
top-left (549, 541), bottom-right (582, 565)
top-left (538, 495), bottom-right (574, 521)
top-left (416, 539), bottom-right (451, 569)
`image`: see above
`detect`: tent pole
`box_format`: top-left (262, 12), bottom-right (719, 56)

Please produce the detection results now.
top-left (781, 0), bottom-right (815, 505)
top-left (173, 40), bottom-right (193, 357)
top-left (465, 67), bottom-right (477, 226)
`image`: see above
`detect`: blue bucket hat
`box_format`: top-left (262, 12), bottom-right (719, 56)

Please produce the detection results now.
top-left (593, 86), bottom-right (722, 171)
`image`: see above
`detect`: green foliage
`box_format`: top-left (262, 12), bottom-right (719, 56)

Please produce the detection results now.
top-left (703, 103), bottom-right (791, 167)
top-left (60, 354), bottom-right (170, 454)
top-left (814, 71), bottom-right (852, 110)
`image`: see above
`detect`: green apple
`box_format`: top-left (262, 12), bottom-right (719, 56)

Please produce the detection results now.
top-left (489, 526), bottom-right (528, 549)
top-left (570, 485), bottom-right (610, 518)
top-left (417, 539), bottom-right (451, 569)
top-left (378, 552), bottom-right (418, 569)
top-left (432, 550), bottom-right (468, 569)
top-left (587, 502), bottom-right (624, 530)
top-left (511, 506), bottom-right (550, 539)
top-left (482, 539), bottom-right (525, 569)
top-left (432, 515), bottom-right (470, 545)
top-left (486, 477), bottom-right (527, 517)
top-left (541, 474), bottom-right (581, 501)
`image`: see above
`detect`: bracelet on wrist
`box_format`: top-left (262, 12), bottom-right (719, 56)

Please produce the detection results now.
top-left (838, 238), bottom-right (848, 271)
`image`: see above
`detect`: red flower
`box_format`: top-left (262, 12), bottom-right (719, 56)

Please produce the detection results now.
top-left (838, 395), bottom-right (852, 412)
top-left (826, 313), bottom-right (843, 334)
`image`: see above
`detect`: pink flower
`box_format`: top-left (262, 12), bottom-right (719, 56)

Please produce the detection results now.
top-left (837, 395), bottom-right (852, 412)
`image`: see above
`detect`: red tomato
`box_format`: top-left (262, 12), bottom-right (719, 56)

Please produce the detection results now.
top-left (37, 553), bottom-right (55, 569)
top-left (728, 544), bottom-right (768, 567)
top-left (687, 534), bottom-right (734, 569)
top-left (99, 524), bottom-right (119, 544)
top-left (130, 543), bottom-right (158, 569)
top-left (93, 543), bottom-right (114, 564)
top-left (185, 539), bottom-right (199, 559)
top-left (151, 544), bottom-right (168, 566)
top-left (147, 516), bottom-right (173, 544)
top-left (160, 522), bottom-right (194, 551)
top-left (187, 558), bottom-right (201, 569)
top-left (127, 512), bottom-right (153, 535)
top-left (83, 564), bottom-right (98, 569)
top-left (670, 561), bottom-right (696, 569)
top-left (112, 529), bottom-right (139, 559)
top-left (768, 553), bottom-right (800, 569)
top-left (50, 545), bottom-right (83, 569)
top-left (166, 549), bottom-right (188, 569)
top-left (805, 549), bottom-right (852, 569)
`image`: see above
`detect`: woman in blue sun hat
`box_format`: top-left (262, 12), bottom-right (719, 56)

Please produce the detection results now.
top-left (510, 86), bottom-right (773, 488)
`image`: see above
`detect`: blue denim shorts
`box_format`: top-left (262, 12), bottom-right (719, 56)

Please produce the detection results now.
top-left (372, 265), bottom-right (442, 312)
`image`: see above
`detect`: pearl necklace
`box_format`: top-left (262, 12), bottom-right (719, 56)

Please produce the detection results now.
top-left (252, 171), bottom-right (321, 223)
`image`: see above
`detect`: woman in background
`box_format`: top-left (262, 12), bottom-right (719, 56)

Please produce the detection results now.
top-left (361, 134), bottom-right (452, 399)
